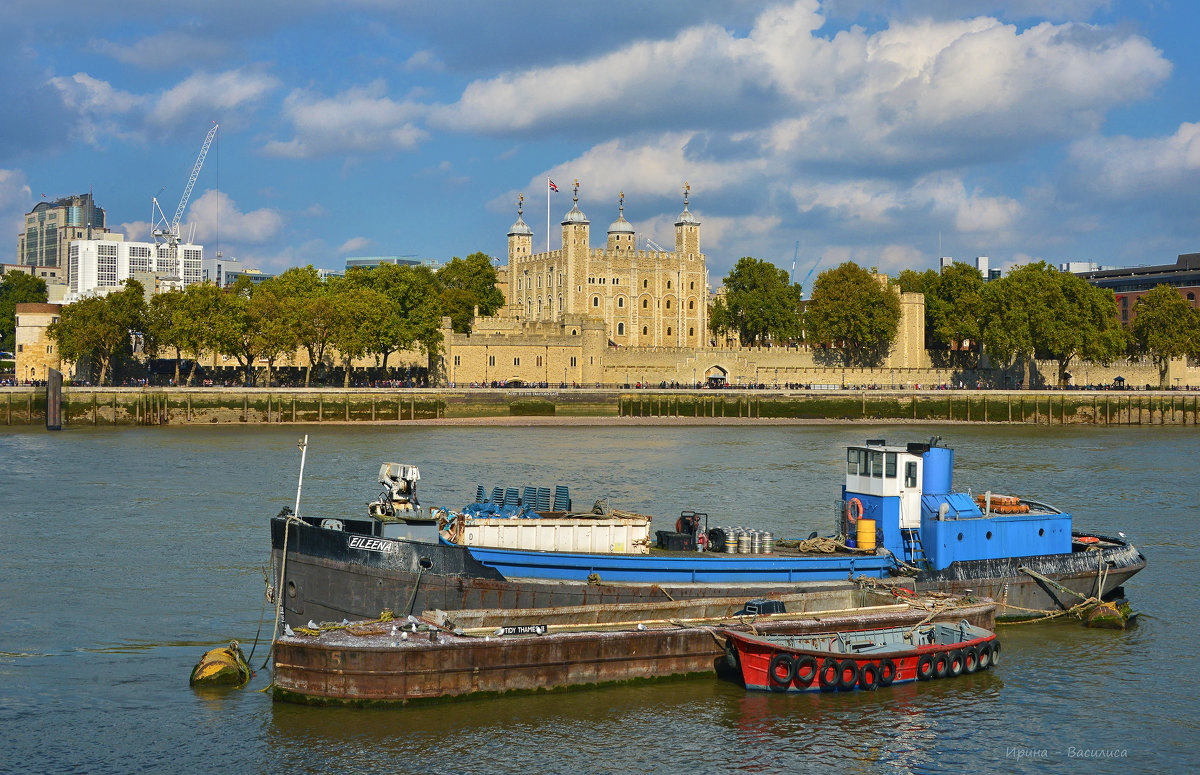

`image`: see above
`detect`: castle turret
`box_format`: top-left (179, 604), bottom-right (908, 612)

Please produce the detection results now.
top-left (507, 195), bottom-right (533, 313)
top-left (561, 180), bottom-right (589, 318)
top-left (674, 182), bottom-right (700, 258)
top-left (606, 191), bottom-right (635, 252)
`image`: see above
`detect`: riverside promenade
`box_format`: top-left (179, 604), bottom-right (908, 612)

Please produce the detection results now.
top-left (2, 386), bottom-right (1199, 427)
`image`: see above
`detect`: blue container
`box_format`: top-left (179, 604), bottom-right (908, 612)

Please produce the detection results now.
top-left (923, 446), bottom-right (954, 495)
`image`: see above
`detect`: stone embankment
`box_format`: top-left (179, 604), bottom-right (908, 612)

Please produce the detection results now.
top-left (3, 386), bottom-right (1199, 428)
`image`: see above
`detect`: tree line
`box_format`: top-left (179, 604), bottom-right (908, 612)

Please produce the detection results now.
top-left (48, 253), bottom-right (504, 386)
top-left (709, 257), bottom-right (1200, 387)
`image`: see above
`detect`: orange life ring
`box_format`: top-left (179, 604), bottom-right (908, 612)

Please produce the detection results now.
top-left (847, 498), bottom-right (863, 524)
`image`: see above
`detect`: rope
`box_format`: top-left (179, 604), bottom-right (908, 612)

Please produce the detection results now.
top-left (262, 514), bottom-right (303, 670)
top-left (292, 609), bottom-right (396, 637)
top-left (776, 535), bottom-right (870, 553)
top-left (245, 565), bottom-right (270, 666)
top-left (404, 566), bottom-right (425, 617)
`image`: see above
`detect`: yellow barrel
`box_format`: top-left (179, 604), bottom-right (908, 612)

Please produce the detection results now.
top-left (856, 519), bottom-right (876, 551)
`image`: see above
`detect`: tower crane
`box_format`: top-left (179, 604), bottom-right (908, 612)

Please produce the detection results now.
top-left (790, 240), bottom-right (799, 283)
top-left (152, 122), bottom-right (219, 248)
top-left (800, 255), bottom-right (824, 299)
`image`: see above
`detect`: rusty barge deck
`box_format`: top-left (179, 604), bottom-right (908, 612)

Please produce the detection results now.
top-left (271, 591), bottom-right (996, 706)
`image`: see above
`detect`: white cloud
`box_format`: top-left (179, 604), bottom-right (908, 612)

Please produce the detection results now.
top-left (263, 80), bottom-right (427, 158)
top-left (119, 220), bottom-right (152, 242)
top-left (49, 67), bottom-right (279, 145)
top-left (152, 68), bottom-right (279, 128)
top-left (89, 31), bottom-right (231, 69)
top-left (184, 189), bottom-right (284, 244)
top-left (338, 236), bottom-right (370, 254)
top-left (1067, 122), bottom-right (1200, 202)
top-left (403, 49), bottom-right (443, 72)
top-left (0, 169), bottom-right (32, 239)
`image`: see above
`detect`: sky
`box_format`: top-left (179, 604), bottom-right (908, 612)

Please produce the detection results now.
top-left (1, 0), bottom-right (1197, 283)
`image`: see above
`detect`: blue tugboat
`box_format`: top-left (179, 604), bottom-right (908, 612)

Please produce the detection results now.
top-left (270, 440), bottom-right (1145, 626)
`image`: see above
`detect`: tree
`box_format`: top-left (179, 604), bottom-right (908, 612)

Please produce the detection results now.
top-left (210, 277), bottom-right (268, 386)
top-left (176, 282), bottom-right (223, 386)
top-left (436, 252), bottom-right (504, 333)
top-left (144, 290), bottom-right (186, 384)
top-left (982, 262), bottom-right (1126, 387)
top-left (250, 278), bottom-right (299, 387)
top-left (1, 272), bottom-right (48, 351)
top-left (894, 268), bottom-right (938, 296)
top-left (707, 257), bottom-right (804, 346)
top-left (327, 280), bottom-right (388, 387)
top-left (805, 262), bottom-right (901, 367)
top-left (49, 280), bottom-right (146, 385)
top-left (926, 263), bottom-right (985, 358)
top-left (1130, 284), bottom-right (1200, 388)
top-left (275, 266), bottom-right (334, 386)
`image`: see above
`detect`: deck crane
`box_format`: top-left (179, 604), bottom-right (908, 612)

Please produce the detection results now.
top-left (152, 122), bottom-right (219, 249)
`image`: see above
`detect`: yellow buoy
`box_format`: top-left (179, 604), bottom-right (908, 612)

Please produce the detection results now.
top-left (856, 518), bottom-right (877, 551)
top-left (189, 640), bottom-right (251, 688)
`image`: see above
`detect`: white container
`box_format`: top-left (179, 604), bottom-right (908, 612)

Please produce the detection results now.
top-left (459, 517), bottom-right (651, 555)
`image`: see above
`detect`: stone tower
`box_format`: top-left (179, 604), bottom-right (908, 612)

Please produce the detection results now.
top-left (506, 195), bottom-right (533, 315)
top-left (606, 192), bottom-right (635, 252)
top-left (674, 183), bottom-right (700, 259)
top-left (561, 180), bottom-right (590, 318)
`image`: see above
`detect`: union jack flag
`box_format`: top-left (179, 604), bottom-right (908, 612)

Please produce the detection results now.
top-left (548, 179), bottom-right (559, 192)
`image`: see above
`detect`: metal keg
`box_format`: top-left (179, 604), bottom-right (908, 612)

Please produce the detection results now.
top-left (737, 534), bottom-right (751, 554)
top-left (724, 527), bottom-right (738, 553)
top-left (750, 531), bottom-right (763, 554)
top-left (761, 531), bottom-right (774, 554)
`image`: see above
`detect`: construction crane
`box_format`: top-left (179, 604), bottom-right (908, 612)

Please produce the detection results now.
top-left (643, 237), bottom-right (668, 253)
top-left (152, 122), bottom-right (219, 248)
top-left (790, 240), bottom-right (799, 283)
top-left (800, 255), bottom-right (824, 299)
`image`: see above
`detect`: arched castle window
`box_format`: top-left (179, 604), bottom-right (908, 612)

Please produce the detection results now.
top-left (618, 322), bottom-right (625, 335)
top-left (593, 296), bottom-right (600, 307)
top-left (642, 299), bottom-right (648, 309)
top-left (665, 300), bottom-right (671, 309)
top-left (617, 297), bottom-right (624, 308)
top-left (689, 327), bottom-right (694, 336)
top-left (642, 326), bottom-right (648, 335)
top-left (643, 279), bottom-right (648, 288)
top-left (667, 280), bottom-right (671, 289)
top-left (688, 300), bottom-right (694, 310)
top-left (690, 282), bottom-right (694, 290)
top-left (667, 327), bottom-right (672, 336)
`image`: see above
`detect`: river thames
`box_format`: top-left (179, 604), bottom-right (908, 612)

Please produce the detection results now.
top-left (1, 423), bottom-right (1196, 774)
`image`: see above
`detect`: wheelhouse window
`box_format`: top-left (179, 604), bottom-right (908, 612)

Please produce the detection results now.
top-left (905, 462), bottom-right (918, 488)
top-left (885, 453), bottom-right (897, 478)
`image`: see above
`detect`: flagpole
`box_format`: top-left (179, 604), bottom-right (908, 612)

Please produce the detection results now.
top-left (546, 178), bottom-right (551, 254)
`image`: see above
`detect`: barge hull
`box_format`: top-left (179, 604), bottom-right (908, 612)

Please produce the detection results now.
top-left (271, 602), bottom-right (996, 705)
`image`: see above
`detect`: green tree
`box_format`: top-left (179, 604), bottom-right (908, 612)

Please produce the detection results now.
top-left (1130, 284), bottom-right (1200, 388)
top-left (210, 278), bottom-right (269, 386)
top-left (436, 252), bottom-right (504, 333)
top-left (707, 257), bottom-right (803, 345)
top-left (1, 272), bottom-right (48, 351)
top-left (49, 280), bottom-right (146, 385)
top-left (250, 279), bottom-right (299, 387)
top-left (926, 263), bottom-right (986, 358)
top-left (894, 268), bottom-right (938, 296)
top-left (176, 282), bottom-right (223, 386)
top-left (327, 280), bottom-right (388, 387)
top-left (144, 290), bottom-right (186, 384)
top-left (274, 266), bottom-right (334, 386)
top-left (982, 262), bottom-right (1126, 387)
top-left (805, 261), bottom-right (901, 367)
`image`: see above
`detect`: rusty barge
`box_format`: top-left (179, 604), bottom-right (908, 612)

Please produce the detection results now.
top-left (271, 589), bottom-right (997, 705)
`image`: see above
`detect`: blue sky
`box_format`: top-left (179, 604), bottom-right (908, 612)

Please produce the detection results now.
top-left (1, 0), bottom-right (1197, 281)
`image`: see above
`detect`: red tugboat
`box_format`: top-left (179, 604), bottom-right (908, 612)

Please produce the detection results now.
top-left (724, 621), bottom-right (999, 693)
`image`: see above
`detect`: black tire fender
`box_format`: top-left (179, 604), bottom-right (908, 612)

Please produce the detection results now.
top-left (836, 659), bottom-right (859, 691)
top-left (916, 654), bottom-right (935, 681)
top-left (818, 657), bottom-right (840, 692)
top-left (963, 646), bottom-right (979, 673)
top-left (858, 662), bottom-right (879, 691)
top-left (767, 653), bottom-right (796, 688)
top-left (947, 649), bottom-right (965, 678)
top-left (933, 652), bottom-right (950, 679)
top-left (976, 641), bottom-right (992, 670)
top-left (878, 658), bottom-right (898, 686)
top-left (793, 655), bottom-right (818, 687)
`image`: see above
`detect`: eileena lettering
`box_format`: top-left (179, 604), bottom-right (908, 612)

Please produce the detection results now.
top-left (349, 536), bottom-right (398, 553)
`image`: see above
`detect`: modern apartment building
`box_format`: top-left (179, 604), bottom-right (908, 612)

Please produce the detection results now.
top-left (17, 193), bottom-right (116, 271)
top-left (66, 239), bottom-right (203, 299)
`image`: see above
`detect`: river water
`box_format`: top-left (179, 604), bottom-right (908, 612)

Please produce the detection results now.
top-left (0, 423), bottom-right (1196, 774)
